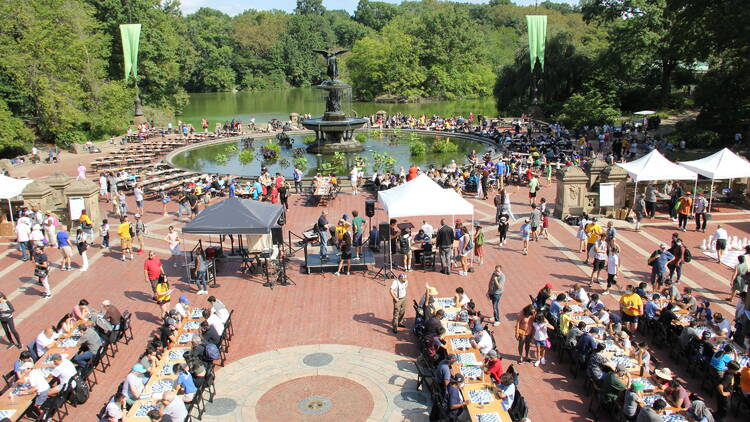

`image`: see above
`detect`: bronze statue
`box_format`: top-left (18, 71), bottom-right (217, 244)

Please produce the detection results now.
top-left (312, 48), bottom-right (348, 80)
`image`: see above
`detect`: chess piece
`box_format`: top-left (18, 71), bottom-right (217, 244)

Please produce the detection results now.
top-left (700, 239), bottom-right (707, 250)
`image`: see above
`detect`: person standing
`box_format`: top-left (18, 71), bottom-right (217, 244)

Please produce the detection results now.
top-left (144, 251), bottom-right (165, 295)
top-left (154, 276), bottom-right (173, 316)
top-left (474, 224), bottom-right (484, 265)
top-left (14, 216), bottom-right (32, 261)
top-left (292, 166), bottom-right (303, 194)
top-left (75, 228), bottom-right (89, 272)
top-left (351, 210), bottom-right (366, 260)
top-left (634, 192), bottom-right (646, 232)
top-left (528, 174), bottom-right (539, 205)
top-left (530, 204), bottom-right (542, 242)
top-left (436, 219), bottom-right (455, 275)
top-left (727, 255), bottom-right (747, 302)
top-left (590, 237), bottom-right (608, 286)
top-left (520, 218), bottom-right (531, 255)
top-left (99, 173), bottom-right (108, 202)
top-left (604, 246), bottom-right (620, 295)
top-left (134, 184), bottom-right (145, 216)
top-left (390, 274), bottom-right (408, 334)
top-left (134, 214), bottom-right (146, 254)
top-left (193, 253), bottom-right (208, 295)
top-left (487, 265), bottom-right (505, 325)
top-left (350, 165), bottom-right (359, 195)
top-left (34, 245), bottom-right (51, 299)
top-left (42, 212), bottom-right (57, 248)
top-left (619, 285), bottom-right (643, 332)
top-left (693, 191), bottom-right (708, 232)
top-left (317, 210), bottom-right (330, 262)
top-left (56, 225), bottom-right (73, 271)
top-left (165, 226), bottom-right (181, 268)
top-left (100, 219), bottom-right (110, 251)
top-left (500, 189), bottom-right (516, 221)
top-left (713, 224), bottom-right (728, 264)
top-left (76, 162), bottom-right (86, 180)
top-left (648, 243), bottom-right (674, 290)
top-left (677, 192), bottom-right (693, 232)
top-left (667, 238), bottom-right (686, 283)
top-left (0, 292), bottom-right (22, 348)
top-left (117, 191), bottom-right (128, 216)
top-left (645, 183), bottom-right (657, 218)
top-left (532, 313), bottom-right (554, 366)
top-left (118, 216), bottom-right (134, 261)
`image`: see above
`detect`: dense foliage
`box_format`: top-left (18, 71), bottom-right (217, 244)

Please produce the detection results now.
top-left (0, 0), bottom-right (747, 155)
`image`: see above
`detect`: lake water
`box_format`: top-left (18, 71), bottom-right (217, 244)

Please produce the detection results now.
top-left (177, 88), bottom-right (497, 128)
top-left (170, 133), bottom-right (493, 178)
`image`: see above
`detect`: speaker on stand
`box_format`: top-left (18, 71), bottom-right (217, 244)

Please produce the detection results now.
top-left (372, 222), bottom-right (394, 280)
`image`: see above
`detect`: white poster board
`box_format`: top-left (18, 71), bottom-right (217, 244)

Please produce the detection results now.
top-left (68, 197), bottom-right (85, 221)
top-left (599, 183), bottom-right (615, 207)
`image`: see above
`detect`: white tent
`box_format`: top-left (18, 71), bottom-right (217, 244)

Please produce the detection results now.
top-left (377, 174), bottom-right (474, 218)
top-left (679, 148), bottom-right (750, 212)
top-left (0, 175), bottom-right (33, 222)
top-left (616, 150), bottom-right (697, 183)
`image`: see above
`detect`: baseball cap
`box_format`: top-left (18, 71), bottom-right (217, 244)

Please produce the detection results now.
top-left (21, 362), bottom-right (34, 371)
top-left (179, 296), bottom-right (190, 304)
top-left (631, 381), bottom-right (644, 391)
top-left (545, 283), bottom-right (553, 289)
top-left (132, 364), bottom-right (147, 373)
top-left (487, 350), bottom-right (498, 358)
top-left (166, 318), bottom-right (177, 326)
top-left (447, 354), bottom-right (458, 361)
top-left (135, 213), bottom-right (141, 218)
top-left (451, 373), bottom-right (465, 383)
top-left (50, 353), bottom-right (62, 361)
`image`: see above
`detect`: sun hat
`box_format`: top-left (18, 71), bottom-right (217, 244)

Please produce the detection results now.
top-left (654, 368), bottom-right (674, 380)
top-left (132, 364), bottom-right (147, 373)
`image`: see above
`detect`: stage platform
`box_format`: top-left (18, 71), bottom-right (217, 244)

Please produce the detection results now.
top-left (304, 250), bottom-right (376, 274)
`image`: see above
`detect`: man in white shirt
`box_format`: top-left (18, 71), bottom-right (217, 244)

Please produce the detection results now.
top-left (203, 309), bottom-right (224, 335)
top-left (18, 362), bottom-right (50, 405)
top-left (49, 353), bottom-right (77, 393)
top-left (122, 364), bottom-right (147, 405)
top-left (421, 220), bottom-right (434, 239)
top-left (497, 372), bottom-right (516, 411)
top-left (174, 296), bottom-right (190, 319)
top-left (713, 224), bottom-right (728, 263)
top-left (390, 274), bottom-right (408, 334)
top-left (35, 327), bottom-right (59, 358)
top-left (208, 296), bottom-right (230, 323)
top-left (102, 392), bottom-right (126, 422)
top-left (15, 216), bottom-right (32, 261)
top-left (470, 329), bottom-right (494, 355)
top-left (160, 391), bottom-right (188, 422)
top-left (713, 313), bottom-right (732, 337)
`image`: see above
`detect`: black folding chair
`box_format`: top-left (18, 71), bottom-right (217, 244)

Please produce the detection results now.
top-left (119, 311), bottom-right (134, 344)
top-left (1, 369), bottom-right (17, 395)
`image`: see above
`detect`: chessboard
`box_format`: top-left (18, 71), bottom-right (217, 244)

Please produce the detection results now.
top-left (38, 367), bottom-right (54, 378)
top-left (148, 380), bottom-right (174, 394)
top-left (444, 312), bottom-right (458, 321)
top-left (662, 413), bottom-right (688, 422)
top-left (161, 365), bottom-right (174, 376)
top-left (458, 353), bottom-right (479, 365)
top-left (168, 350), bottom-right (185, 361)
top-left (134, 403), bottom-right (160, 418)
top-left (632, 377), bottom-right (656, 391)
top-left (610, 356), bottom-right (636, 370)
top-left (451, 338), bottom-right (471, 350)
top-left (446, 323), bottom-right (468, 334)
top-left (190, 308), bottom-right (204, 319)
top-left (569, 305), bottom-right (584, 314)
top-left (0, 410), bottom-right (16, 420)
top-left (737, 355), bottom-right (750, 367)
top-left (435, 298), bottom-right (455, 309)
top-left (178, 333), bottom-right (193, 344)
top-left (12, 384), bottom-right (30, 395)
top-left (476, 413), bottom-right (501, 422)
top-left (572, 315), bottom-right (596, 325)
top-left (603, 340), bottom-right (620, 353)
top-left (643, 394), bottom-right (664, 407)
top-left (184, 321), bottom-right (201, 330)
top-left (468, 389), bottom-right (494, 405)
top-left (58, 337), bottom-right (80, 348)
top-left (460, 366), bottom-right (483, 380)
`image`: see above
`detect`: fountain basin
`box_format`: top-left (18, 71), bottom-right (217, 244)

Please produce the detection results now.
top-left (301, 117), bottom-right (368, 153)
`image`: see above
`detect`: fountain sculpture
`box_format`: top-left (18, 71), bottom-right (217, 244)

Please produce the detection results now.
top-left (302, 49), bottom-right (367, 153)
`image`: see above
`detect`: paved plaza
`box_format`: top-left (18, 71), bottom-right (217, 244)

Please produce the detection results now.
top-left (1, 148), bottom-right (748, 421)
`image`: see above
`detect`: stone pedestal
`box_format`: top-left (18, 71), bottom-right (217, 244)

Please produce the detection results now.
top-left (22, 181), bottom-right (55, 213)
top-left (45, 173), bottom-right (73, 208)
top-left (554, 166), bottom-right (589, 218)
top-left (63, 179), bottom-right (100, 231)
top-left (290, 113), bottom-right (299, 125)
top-left (585, 158), bottom-right (608, 189)
top-left (602, 165), bottom-right (629, 210)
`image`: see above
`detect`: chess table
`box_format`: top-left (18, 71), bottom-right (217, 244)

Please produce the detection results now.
top-left (460, 382), bottom-right (512, 422)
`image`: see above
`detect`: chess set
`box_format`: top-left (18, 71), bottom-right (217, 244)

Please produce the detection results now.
top-left (0, 410), bottom-right (16, 420)
top-left (632, 377), bottom-right (656, 391)
top-left (476, 413), bottom-right (501, 422)
top-left (12, 383), bottom-right (30, 395)
top-left (44, 353), bottom-right (68, 364)
top-left (168, 350), bottom-right (185, 361)
top-left (148, 380), bottom-right (174, 394)
top-left (603, 340), bottom-right (620, 353)
top-left (161, 365), bottom-right (174, 376)
top-left (458, 353), bottom-right (479, 365)
top-left (460, 365), bottom-right (483, 380)
top-left (569, 305), bottom-right (584, 314)
top-left (737, 355), bottom-right (750, 367)
top-left (184, 321), bottom-right (201, 330)
top-left (642, 394), bottom-right (664, 407)
top-left (451, 338), bottom-right (471, 350)
top-left (610, 356), bottom-right (635, 369)
top-left (444, 311), bottom-right (458, 321)
top-left (435, 298), bottom-right (455, 309)
top-left (178, 333), bottom-right (193, 344)
top-left (446, 323), bottom-right (468, 334)
top-left (190, 308), bottom-right (204, 319)
top-left (662, 413), bottom-right (688, 422)
top-left (468, 389), bottom-right (494, 405)
top-left (134, 403), bottom-right (160, 418)
top-left (39, 367), bottom-right (54, 378)
top-left (58, 337), bottom-right (80, 348)
top-left (572, 315), bottom-right (596, 325)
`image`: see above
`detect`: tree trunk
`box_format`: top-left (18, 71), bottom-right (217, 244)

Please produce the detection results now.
top-left (660, 60), bottom-right (676, 108)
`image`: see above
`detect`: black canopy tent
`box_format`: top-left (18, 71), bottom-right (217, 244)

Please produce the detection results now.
top-left (181, 197), bottom-right (284, 284)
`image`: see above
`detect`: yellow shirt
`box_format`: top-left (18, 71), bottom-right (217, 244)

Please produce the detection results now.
top-left (586, 223), bottom-right (604, 244)
top-left (335, 225), bottom-right (347, 241)
top-left (118, 222), bottom-right (131, 239)
top-left (560, 313), bottom-right (573, 336)
top-left (155, 282), bottom-right (171, 302)
top-left (620, 293), bottom-right (643, 316)
top-left (79, 215), bottom-right (92, 225)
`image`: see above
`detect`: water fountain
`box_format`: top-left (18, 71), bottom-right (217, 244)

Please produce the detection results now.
top-left (302, 49), bottom-right (367, 154)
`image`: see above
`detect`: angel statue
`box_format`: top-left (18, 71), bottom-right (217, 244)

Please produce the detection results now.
top-left (312, 48), bottom-right (349, 80)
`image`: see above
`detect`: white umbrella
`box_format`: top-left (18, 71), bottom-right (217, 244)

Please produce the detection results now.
top-left (633, 110), bottom-right (656, 115)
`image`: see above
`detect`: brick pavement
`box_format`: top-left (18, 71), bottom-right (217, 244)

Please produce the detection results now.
top-left (0, 158), bottom-right (746, 421)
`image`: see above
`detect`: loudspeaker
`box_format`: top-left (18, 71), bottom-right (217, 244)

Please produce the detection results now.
top-left (365, 200), bottom-right (376, 218)
top-left (271, 227), bottom-right (283, 245)
top-left (378, 223), bottom-right (390, 242)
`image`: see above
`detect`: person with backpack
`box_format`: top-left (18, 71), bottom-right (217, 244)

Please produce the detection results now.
top-left (78, 209), bottom-right (94, 244)
top-left (667, 237), bottom-right (686, 283)
top-left (76, 228), bottom-right (89, 272)
top-left (443, 373), bottom-right (470, 421)
top-left (457, 225), bottom-right (473, 276)
top-left (133, 213), bottom-right (146, 255)
top-left (154, 276), bottom-right (173, 316)
top-left (117, 216), bottom-right (134, 261)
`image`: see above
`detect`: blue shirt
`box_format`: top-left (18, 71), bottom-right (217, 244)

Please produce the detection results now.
top-left (228, 184), bottom-right (236, 198)
top-left (655, 251), bottom-right (675, 272)
top-left (495, 162), bottom-right (506, 175)
top-left (252, 182), bottom-right (262, 200)
top-left (588, 300), bottom-right (605, 314)
top-left (177, 371), bottom-right (197, 394)
top-left (549, 301), bottom-right (562, 319)
top-left (446, 385), bottom-right (464, 418)
top-left (644, 300), bottom-right (659, 320)
top-left (576, 333), bottom-right (597, 356)
top-left (435, 360), bottom-right (452, 385)
top-left (56, 231), bottom-right (70, 247)
top-left (710, 352), bottom-right (732, 371)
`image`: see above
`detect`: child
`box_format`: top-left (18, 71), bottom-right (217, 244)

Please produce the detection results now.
top-left (100, 219), bottom-right (110, 251)
top-left (497, 216), bottom-right (509, 246)
top-left (539, 210), bottom-right (550, 239)
top-left (532, 313), bottom-right (554, 367)
top-left (474, 224), bottom-right (484, 265)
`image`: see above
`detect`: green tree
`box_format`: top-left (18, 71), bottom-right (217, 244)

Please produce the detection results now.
top-left (295, 0), bottom-right (325, 16)
top-left (354, 0), bottom-right (398, 30)
top-left (276, 14), bottom-right (336, 86)
top-left (557, 87), bottom-right (621, 127)
top-left (186, 8), bottom-right (237, 92)
top-left (0, 99), bottom-right (34, 156)
top-left (325, 10), bottom-right (370, 48)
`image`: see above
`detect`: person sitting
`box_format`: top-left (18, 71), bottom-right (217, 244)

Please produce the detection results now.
top-left (483, 350), bottom-right (504, 383)
top-left (200, 320), bottom-right (220, 346)
top-left (643, 294), bottom-right (661, 322)
top-left (665, 379), bottom-right (691, 411)
top-left (203, 308), bottom-right (224, 335)
top-left (101, 392), bottom-right (127, 422)
top-left (55, 313), bottom-right (76, 336)
top-left (496, 372), bottom-right (516, 411)
top-left (158, 390), bottom-right (188, 422)
top-left (159, 318), bottom-right (178, 349)
top-left (592, 307), bottom-right (611, 326)
top-left (712, 312), bottom-right (731, 337)
top-left (602, 362), bottom-right (631, 405)
top-left (121, 364), bottom-right (147, 406)
top-left (15, 362), bottom-right (50, 412)
top-left (207, 296), bottom-right (230, 324)
top-left (138, 346), bottom-right (159, 376)
top-left (73, 323), bottom-right (103, 367)
top-left (48, 353), bottom-right (77, 395)
top-left (587, 293), bottom-right (605, 314)
top-left (453, 287), bottom-right (471, 308)
top-left (575, 328), bottom-right (598, 363)
top-left (35, 327), bottom-right (59, 358)
top-left (72, 299), bottom-right (91, 321)
top-left (470, 325), bottom-right (494, 356)
top-left (694, 300), bottom-right (713, 322)
top-left (549, 294), bottom-right (566, 321)
top-left (571, 283), bottom-right (589, 306)
top-left (424, 310), bottom-right (446, 338)
top-left (14, 351), bottom-right (33, 376)
top-left (566, 321), bottom-right (586, 348)
top-left (586, 343), bottom-right (609, 383)
top-left (101, 300), bottom-right (122, 329)
top-left (709, 344), bottom-right (736, 377)
top-left (174, 296), bottom-right (191, 319)
top-left (414, 229), bottom-right (430, 243)
top-left (174, 363), bottom-right (197, 403)
top-left (444, 373), bottom-right (469, 420)
top-left (622, 381), bottom-right (645, 421)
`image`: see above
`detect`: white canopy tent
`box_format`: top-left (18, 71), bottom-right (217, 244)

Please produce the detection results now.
top-left (679, 148), bottom-right (750, 212)
top-left (0, 175), bottom-right (33, 222)
top-left (615, 150), bottom-right (698, 211)
top-left (377, 174), bottom-right (474, 218)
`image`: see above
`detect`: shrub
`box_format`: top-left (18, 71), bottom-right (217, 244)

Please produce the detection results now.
top-left (294, 156), bottom-right (308, 170)
top-left (331, 151), bottom-right (346, 167)
top-left (410, 140), bottom-right (427, 156)
top-left (303, 135), bottom-right (317, 145)
top-left (432, 137), bottom-right (458, 153)
top-left (239, 149), bottom-right (255, 164)
top-left (355, 133), bottom-right (367, 143)
top-left (214, 153), bottom-right (228, 164)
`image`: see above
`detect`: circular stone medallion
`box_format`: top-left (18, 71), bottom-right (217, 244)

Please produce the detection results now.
top-left (298, 396), bottom-right (332, 415)
top-left (302, 352), bottom-right (334, 367)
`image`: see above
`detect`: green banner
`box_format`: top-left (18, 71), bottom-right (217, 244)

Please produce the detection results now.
top-left (119, 24), bottom-right (141, 80)
top-left (526, 15), bottom-right (547, 72)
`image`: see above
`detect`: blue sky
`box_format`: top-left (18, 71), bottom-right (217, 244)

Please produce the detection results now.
top-left (179, 0), bottom-right (578, 16)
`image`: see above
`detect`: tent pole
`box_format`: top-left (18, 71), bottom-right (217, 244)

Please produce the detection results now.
top-left (8, 199), bottom-right (13, 223)
top-left (708, 180), bottom-right (715, 213)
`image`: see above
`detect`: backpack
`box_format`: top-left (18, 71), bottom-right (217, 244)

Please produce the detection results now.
top-left (128, 223), bottom-right (135, 238)
top-left (203, 342), bottom-right (220, 361)
top-left (683, 247), bottom-right (692, 263)
top-left (68, 375), bottom-right (90, 405)
top-left (399, 236), bottom-right (409, 254)
top-left (463, 236), bottom-right (474, 252)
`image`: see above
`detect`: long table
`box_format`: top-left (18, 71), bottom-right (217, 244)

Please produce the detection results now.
top-left (124, 309), bottom-right (205, 421)
top-left (0, 317), bottom-right (91, 421)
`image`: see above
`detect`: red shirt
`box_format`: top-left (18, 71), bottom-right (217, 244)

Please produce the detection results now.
top-left (144, 257), bottom-right (162, 280)
top-left (407, 167), bottom-right (418, 181)
top-left (486, 358), bottom-right (504, 383)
